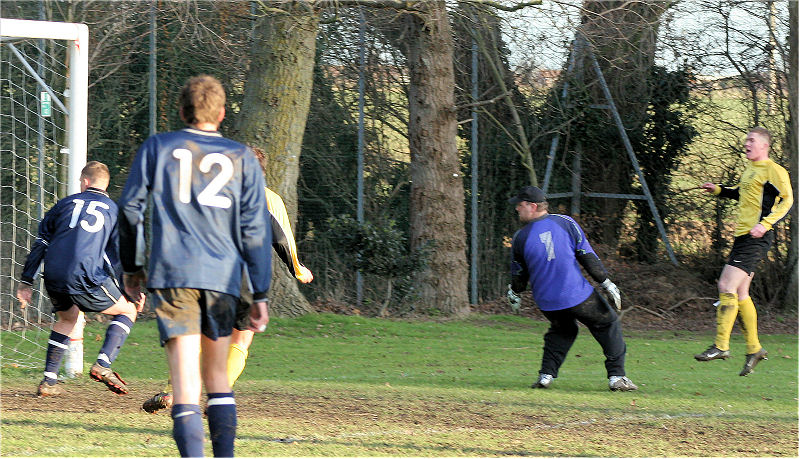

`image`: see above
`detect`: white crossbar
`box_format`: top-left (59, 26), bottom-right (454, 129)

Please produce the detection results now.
top-left (1, 18), bottom-right (88, 194)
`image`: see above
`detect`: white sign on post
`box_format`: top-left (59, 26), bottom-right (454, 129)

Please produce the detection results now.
top-left (40, 91), bottom-right (51, 117)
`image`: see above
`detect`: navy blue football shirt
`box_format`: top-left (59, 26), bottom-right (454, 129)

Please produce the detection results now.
top-left (21, 188), bottom-right (120, 294)
top-left (118, 128), bottom-right (272, 300)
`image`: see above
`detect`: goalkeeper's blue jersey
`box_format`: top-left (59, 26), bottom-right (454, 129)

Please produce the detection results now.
top-left (21, 188), bottom-right (120, 294)
top-left (118, 128), bottom-right (272, 300)
top-left (510, 214), bottom-right (596, 311)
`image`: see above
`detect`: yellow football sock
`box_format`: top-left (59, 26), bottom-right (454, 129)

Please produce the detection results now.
top-left (737, 296), bottom-right (761, 354)
top-left (714, 292), bottom-right (739, 351)
top-left (227, 342), bottom-right (249, 388)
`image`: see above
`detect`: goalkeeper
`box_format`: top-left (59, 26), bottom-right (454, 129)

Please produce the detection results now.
top-left (507, 186), bottom-right (637, 391)
top-left (142, 171), bottom-right (312, 414)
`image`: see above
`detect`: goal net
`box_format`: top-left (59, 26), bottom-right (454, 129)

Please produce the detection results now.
top-left (1, 18), bottom-right (88, 372)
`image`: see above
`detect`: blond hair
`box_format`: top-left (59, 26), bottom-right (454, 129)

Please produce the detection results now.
top-left (749, 126), bottom-right (772, 145)
top-left (180, 75), bottom-right (226, 125)
top-left (80, 161), bottom-right (110, 187)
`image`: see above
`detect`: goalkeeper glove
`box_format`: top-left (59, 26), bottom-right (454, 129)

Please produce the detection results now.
top-left (507, 284), bottom-right (522, 313)
top-left (601, 279), bottom-right (621, 311)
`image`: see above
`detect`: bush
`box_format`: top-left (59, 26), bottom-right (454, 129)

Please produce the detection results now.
top-left (325, 215), bottom-right (430, 316)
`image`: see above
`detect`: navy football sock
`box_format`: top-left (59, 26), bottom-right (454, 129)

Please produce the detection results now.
top-left (96, 315), bottom-right (133, 367)
top-left (206, 392), bottom-right (236, 458)
top-left (172, 404), bottom-right (204, 457)
top-left (44, 330), bottom-right (70, 383)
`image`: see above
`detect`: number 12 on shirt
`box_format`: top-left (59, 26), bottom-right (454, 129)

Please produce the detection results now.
top-left (172, 149), bottom-right (233, 209)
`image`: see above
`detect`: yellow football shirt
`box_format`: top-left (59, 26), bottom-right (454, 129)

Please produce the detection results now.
top-left (713, 159), bottom-right (793, 237)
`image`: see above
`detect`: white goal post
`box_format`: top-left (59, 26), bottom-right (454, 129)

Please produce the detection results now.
top-left (1, 18), bottom-right (89, 373)
top-left (1, 18), bottom-right (88, 189)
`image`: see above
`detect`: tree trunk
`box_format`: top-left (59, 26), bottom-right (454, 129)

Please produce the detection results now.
top-left (401, 3), bottom-right (470, 316)
top-left (578, 0), bottom-right (670, 245)
top-left (233, 3), bottom-right (320, 317)
top-left (785, 0), bottom-right (798, 308)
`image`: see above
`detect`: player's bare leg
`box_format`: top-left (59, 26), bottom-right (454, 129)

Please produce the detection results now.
top-left (168, 335), bottom-right (203, 404)
top-left (52, 305), bottom-right (81, 337)
top-left (100, 294), bottom-right (140, 322)
top-left (718, 264), bottom-right (750, 296)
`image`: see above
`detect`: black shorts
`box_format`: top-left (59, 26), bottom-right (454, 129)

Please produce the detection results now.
top-left (46, 276), bottom-right (125, 313)
top-left (151, 288), bottom-right (238, 346)
top-left (727, 231), bottom-right (775, 275)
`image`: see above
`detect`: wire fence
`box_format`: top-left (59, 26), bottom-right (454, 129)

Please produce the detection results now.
top-left (1, 36), bottom-right (70, 368)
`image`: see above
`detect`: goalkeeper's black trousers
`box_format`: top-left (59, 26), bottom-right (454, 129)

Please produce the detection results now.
top-left (539, 291), bottom-right (626, 379)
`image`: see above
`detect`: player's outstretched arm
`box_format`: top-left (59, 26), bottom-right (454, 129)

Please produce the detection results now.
top-left (19, 206), bottom-right (57, 291)
top-left (16, 209), bottom-right (57, 309)
top-left (699, 182), bottom-right (717, 193)
top-left (296, 265), bottom-right (314, 283)
top-left (264, 187), bottom-right (312, 283)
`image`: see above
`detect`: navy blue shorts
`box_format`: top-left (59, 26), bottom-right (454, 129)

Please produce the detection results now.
top-left (234, 273), bottom-right (254, 331)
top-left (727, 231), bottom-right (775, 275)
top-left (46, 276), bottom-right (125, 313)
top-left (151, 288), bottom-right (238, 346)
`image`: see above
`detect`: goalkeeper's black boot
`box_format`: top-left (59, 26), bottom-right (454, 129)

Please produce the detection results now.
top-left (694, 345), bottom-right (730, 361)
top-left (739, 348), bottom-right (768, 376)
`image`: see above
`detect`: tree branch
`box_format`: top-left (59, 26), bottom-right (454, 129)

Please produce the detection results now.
top-left (320, 0), bottom-right (542, 14)
top-left (634, 305), bottom-right (666, 319)
top-left (455, 90), bottom-right (511, 110)
top-left (665, 297), bottom-right (717, 312)
top-left (462, 0), bottom-right (542, 12)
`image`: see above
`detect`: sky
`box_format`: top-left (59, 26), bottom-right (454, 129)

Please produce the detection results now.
top-left (499, 0), bottom-right (789, 77)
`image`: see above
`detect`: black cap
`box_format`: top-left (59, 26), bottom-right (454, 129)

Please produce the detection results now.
top-left (508, 186), bottom-right (547, 205)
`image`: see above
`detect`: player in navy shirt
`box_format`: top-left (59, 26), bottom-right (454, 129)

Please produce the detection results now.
top-left (141, 146), bottom-right (314, 415)
top-left (507, 186), bottom-right (637, 391)
top-left (16, 161), bottom-right (143, 397)
top-left (118, 75), bottom-right (271, 458)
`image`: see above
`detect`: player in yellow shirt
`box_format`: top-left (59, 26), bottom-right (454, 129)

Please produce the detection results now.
top-left (143, 148), bottom-right (312, 413)
top-left (694, 127), bottom-right (793, 376)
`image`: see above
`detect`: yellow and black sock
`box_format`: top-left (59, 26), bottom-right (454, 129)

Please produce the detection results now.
top-left (714, 292), bottom-right (739, 351)
top-left (227, 342), bottom-right (249, 388)
top-left (737, 296), bottom-right (761, 354)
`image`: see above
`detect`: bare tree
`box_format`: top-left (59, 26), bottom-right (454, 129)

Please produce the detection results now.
top-left (575, 0), bottom-right (672, 245)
